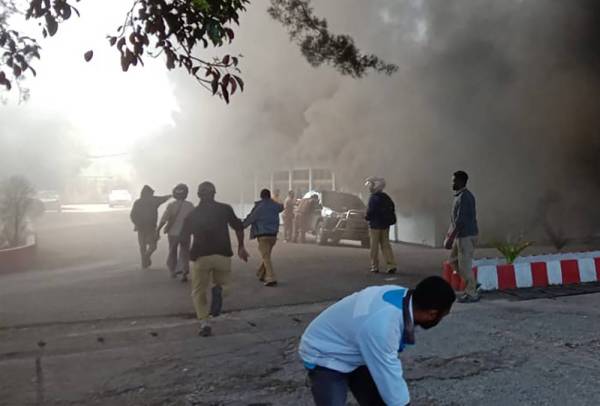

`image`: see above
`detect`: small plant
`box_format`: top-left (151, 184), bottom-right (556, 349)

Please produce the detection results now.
top-left (493, 237), bottom-right (533, 264)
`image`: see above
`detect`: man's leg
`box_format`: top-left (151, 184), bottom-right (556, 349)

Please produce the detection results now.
top-left (137, 232), bottom-right (147, 268)
top-left (369, 228), bottom-right (381, 272)
top-left (177, 236), bottom-right (190, 280)
top-left (380, 227), bottom-right (397, 273)
top-left (166, 235), bottom-right (178, 277)
top-left (348, 366), bottom-right (386, 406)
top-left (258, 236), bottom-right (277, 284)
top-left (298, 215), bottom-right (306, 243)
top-left (292, 216), bottom-right (300, 243)
top-left (191, 257), bottom-right (211, 323)
top-left (308, 366), bottom-right (349, 406)
top-left (210, 255), bottom-right (232, 319)
top-left (145, 230), bottom-right (158, 267)
top-left (458, 236), bottom-right (478, 298)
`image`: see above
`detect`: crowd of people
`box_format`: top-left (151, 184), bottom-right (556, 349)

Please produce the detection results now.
top-left (129, 170), bottom-right (479, 404)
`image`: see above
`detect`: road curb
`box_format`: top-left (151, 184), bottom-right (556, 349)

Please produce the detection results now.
top-left (442, 250), bottom-right (600, 291)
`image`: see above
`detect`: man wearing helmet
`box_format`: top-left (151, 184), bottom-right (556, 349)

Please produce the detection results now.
top-left (364, 177), bottom-right (397, 274)
top-left (158, 183), bottom-right (195, 281)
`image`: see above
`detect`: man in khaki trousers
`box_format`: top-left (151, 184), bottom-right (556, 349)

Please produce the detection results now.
top-left (444, 170), bottom-right (480, 303)
top-left (364, 177), bottom-right (397, 274)
top-left (181, 182), bottom-right (249, 337)
top-left (244, 189), bottom-right (284, 286)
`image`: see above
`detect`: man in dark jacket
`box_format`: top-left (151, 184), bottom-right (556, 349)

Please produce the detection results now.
top-left (365, 177), bottom-right (397, 274)
top-left (444, 170), bottom-right (479, 303)
top-left (130, 185), bottom-right (171, 269)
top-left (181, 181), bottom-right (249, 336)
top-left (243, 189), bottom-right (284, 286)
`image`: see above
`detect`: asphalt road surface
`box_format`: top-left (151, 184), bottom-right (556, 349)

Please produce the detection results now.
top-left (1, 206), bottom-right (448, 328)
top-left (3, 206), bottom-right (600, 405)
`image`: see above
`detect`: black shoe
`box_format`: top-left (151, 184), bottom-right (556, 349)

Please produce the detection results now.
top-left (210, 286), bottom-right (223, 317)
top-left (198, 325), bottom-right (212, 337)
top-left (370, 268), bottom-right (380, 273)
top-left (387, 268), bottom-right (397, 274)
top-left (458, 294), bottom-right (480, 303)
top-left (264, 281), bottom-right (278, 287)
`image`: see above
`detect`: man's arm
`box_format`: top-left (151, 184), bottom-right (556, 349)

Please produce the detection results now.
top-left (357, 310), bottom-right (410, 406)
top-left (155, 195), bottom-right (171, 206)
top-left (157, 203), bottom-right (172, 233)
top-left (242, 203), bottom-right (258, 228)
top-left (130, 201), bottom-right (139, 229)
top-left (228, 206), bottom-right (249, 262)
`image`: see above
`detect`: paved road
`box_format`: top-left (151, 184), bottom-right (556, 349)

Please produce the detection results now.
top-left (3, 207), bottom-right (600, 405)
top-left (1, 207), bottom-right (450, 328)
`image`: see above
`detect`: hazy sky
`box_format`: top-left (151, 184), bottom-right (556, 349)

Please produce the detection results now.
top-left (5, 0), bottom-right (178, 155)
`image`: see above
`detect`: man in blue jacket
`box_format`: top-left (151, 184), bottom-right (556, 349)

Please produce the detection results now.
top-left (243, 189), bottom-right (284, 286)
top-left (365, 177), bottom-right (397, 274)
top-left (299, 276), bottom-right (455, 406)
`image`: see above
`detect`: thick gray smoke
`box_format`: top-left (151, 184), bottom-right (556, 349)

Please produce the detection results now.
top-left (0, 107), bottom-right (88, 191)
top-left (133, 0), bottom-right (600, 243)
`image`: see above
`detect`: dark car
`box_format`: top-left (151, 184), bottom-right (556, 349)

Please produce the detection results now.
top-left (301, 191), bottom-right (370, 248)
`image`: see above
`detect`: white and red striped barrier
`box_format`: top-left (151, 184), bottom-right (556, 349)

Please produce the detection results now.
top-left (442, 251), bottom-right (600, 291)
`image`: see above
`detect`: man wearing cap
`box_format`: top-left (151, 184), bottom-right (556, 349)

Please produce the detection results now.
top-left (130, 185), bottom-right (171, 269)
top-left (364, 177), bottom-right (397, 274)
top-left (158, 183), bottom-right (195, 282)
top-left (181, 181), bottom-right (249, 337)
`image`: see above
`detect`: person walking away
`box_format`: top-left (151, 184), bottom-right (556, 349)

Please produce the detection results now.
top-left (444, 170), bottom-right (480, 303)
top-left (130, 185), bottom-right (171, 269)
top-left (283, 190), bottom-right (296, 242)
top-left (181, 181), bottom-right (249, 337)
top-left (243, 189), bottom-right (284, 287)
top-left (364, 177), bottom-right (397, 274)
top-left (158, 183), bottom-right (195, 282)
top-left (293, 194), bottom-right (318, 243)
top-left (300, 276), bottom-right (455, 406)
top-left (272, 188), bottom-right (283, 204)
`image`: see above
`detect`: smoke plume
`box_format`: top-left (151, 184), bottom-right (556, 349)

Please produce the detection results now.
top-left (133, 0), bottom-right (600, 243)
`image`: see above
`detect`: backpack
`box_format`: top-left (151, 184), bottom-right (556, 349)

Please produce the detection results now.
top-left (381, 193), bottom-right (397, 227)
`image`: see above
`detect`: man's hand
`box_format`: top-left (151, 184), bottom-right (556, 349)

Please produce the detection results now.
top-left (238, 246), bottom-right (249, 262)
top-left (443, 234), bottom-right (454, 249)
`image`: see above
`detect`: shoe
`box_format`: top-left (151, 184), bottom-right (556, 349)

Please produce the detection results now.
top-left (264, 281), bottom-right (278, 287)
top-left (181, 274), bottom-right (188, 283)
top-left (198, 325), bottom-right (212, 337)
top-left (458, 294), bottom-right (480, 303)
top-left (387, 268), bottom-right (397, 274)
top-left (370, 268), bottom-right (380, 273)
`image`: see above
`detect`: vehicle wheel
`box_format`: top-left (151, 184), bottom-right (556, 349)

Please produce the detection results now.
top-left (330, 237), bottom-right (341, 246)
top-left (361, 238), bottom-right (371, 249)
top-left (316, 223), bottom-right (328, 246)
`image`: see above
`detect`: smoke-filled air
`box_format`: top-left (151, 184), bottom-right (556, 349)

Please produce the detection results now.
top-left (126, 0), bottom-right (600, 244)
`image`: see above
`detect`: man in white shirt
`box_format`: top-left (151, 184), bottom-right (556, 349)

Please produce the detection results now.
top-left (158, 183), bottom-right (195, 281)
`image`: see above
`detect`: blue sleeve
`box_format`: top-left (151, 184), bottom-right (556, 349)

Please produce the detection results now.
top-left (357, 309), bottom-right (410, 406)
top-left (243, 203), bottom-right (259, 228)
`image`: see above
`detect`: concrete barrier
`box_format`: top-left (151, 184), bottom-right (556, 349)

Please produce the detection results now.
top-left (442, 250), bottom-right (600, 291)
top-left (0, 234), bottom-right (36, 274)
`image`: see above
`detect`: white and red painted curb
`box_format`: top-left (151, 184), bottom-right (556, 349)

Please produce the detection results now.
top-left (442, 251), bottom-right (600, 291)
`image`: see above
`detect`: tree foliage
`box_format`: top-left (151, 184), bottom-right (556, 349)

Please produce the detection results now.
top-left (0, 0), bottom-right (397, 102)
top-left (0, 175), bottom-right (34, 248)
top-left (268, 0), bottom-right (397, 78)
